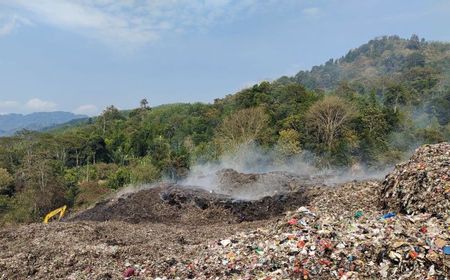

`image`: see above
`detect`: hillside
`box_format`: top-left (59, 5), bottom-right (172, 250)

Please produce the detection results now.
top-left (0, 112), bottom-right (88, 136)
top-left (278, 35), bottom-right (450, 92)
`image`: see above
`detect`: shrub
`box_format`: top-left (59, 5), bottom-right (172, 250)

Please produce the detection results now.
top-left (107, 167), bottom-right (131, 189)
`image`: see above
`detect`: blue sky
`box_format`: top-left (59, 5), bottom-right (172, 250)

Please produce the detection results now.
top-left (0, 0), bottom-right (449, 116)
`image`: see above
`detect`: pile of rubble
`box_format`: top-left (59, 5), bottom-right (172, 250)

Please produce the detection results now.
top-left (382, 142), bottom-right (450, 217)
top-left (146, 181), bottom-right (449, 279)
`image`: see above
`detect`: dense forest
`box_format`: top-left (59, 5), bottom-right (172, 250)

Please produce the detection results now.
top-left (1, 35), bottom-right (449, 224)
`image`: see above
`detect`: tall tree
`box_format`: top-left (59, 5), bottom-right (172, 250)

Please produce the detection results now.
top-left (215, 107), bottom-right (269, 152)
top-left (0, 168), bottom-right (13, 195)
top-left (140, 98), bottom-right (150, 110)
top-left (305, 95), bottom-right (356, 153)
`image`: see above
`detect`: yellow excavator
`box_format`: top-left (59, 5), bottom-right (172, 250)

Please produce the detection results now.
top-left (43, 205), bottom-right (67, 224)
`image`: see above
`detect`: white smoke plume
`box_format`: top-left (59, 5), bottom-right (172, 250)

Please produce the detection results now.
top-left (179, 143), bottom-right (393, 200)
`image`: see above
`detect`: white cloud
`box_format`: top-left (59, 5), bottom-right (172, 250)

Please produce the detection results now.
top-left (74, 104), bottom-right (98, 116)
top-left (1, 0), bottom-right (265, 47)
top-left (25, 98), bottom-right (57, 111)
top-left (0, 14), bottom-right (31, 37)
top-left (302, 7), bottom-right (320, 17)
top-left (0, 100), bottom-right (20, 109)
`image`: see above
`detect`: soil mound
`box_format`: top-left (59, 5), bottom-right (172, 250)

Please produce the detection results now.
top-left (382, 142), bottom-right (450, 216)
top-left (70, 181), bottom-right (319, 225)
top-left (215, 168), bottom-right (320, 199)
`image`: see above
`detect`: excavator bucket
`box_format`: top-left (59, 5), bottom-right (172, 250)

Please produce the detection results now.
top-left (43, 205), bottom-right (67, 224)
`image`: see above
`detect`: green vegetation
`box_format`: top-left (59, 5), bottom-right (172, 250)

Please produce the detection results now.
top-left (1, 35), bottom-right (449, 224)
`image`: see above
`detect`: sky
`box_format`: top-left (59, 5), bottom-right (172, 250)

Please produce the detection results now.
top-left (0, 0), bottom-right (449, 116)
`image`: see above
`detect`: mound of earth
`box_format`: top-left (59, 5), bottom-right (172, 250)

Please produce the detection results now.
top-left (70, 182), bottom-right (321, 225)
top-left (215, 169), bottom-right (322, 199)
top-left (382, 142), bottom-right (450, 216)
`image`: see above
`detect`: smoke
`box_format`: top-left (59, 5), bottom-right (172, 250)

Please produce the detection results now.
top-left (179, 143), bottom-right (393, 200)
top-left (109, 143), bottom-right (394, 202)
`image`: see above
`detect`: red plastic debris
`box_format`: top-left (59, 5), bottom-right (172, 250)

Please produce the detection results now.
top-left (319, 259), bottom-right (331, 266)
top-left (420, 226), bottom-right (427, 233)
top-left (319, 239), bottom-right (332, 250)
top-left (297, 240), bottom-right (306, 248)
top-left (409, 250), bottom-right (419, 260)
top-left (123, 267), bottom-right (135, 278)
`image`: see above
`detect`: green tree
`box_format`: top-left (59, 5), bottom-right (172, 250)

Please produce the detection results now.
top-left (305, 95), bottom-right (356, 154)
top-left (130, 156), bottom-right (160, 184)
top-left (0, 168), bottom-right (14, 195)
top-left (14, 154), bottom-right (68, 221)
top-left (98, 105), bottom-right (124, 134)
top-left (215, 107), bottom-right (270, 152)
top-left (383, 84), bottom-right (412, 113)
top-left (108, 167), bottom-right (131, 189)
top-left (140, 98), bottom-right (150, 110)
top-left (276, 129), bottom-right (301, 160)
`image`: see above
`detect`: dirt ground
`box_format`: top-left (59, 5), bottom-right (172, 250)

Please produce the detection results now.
top-left (0, 218), bottom-right (274, 279)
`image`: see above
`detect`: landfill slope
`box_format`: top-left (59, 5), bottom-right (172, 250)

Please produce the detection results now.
top-left (0, 143), bottom-right (449, 279)
top-left (382, 142), bottom-right (450, 215)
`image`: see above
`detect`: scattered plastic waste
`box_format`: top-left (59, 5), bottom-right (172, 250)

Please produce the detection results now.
top-left (354, 210), bottom-right (363, 219)
top-left (381, 212), bottom-right (396, 219)
top-left (220, 239), bottom-right (231, 247)
top-left (123, 267), bottom-right (135, 278)
top-left (443, 246), bottom-right (450, 255)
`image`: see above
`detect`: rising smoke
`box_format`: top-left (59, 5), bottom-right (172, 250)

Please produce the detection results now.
top-left (179, 143), bottom-right (393, 200)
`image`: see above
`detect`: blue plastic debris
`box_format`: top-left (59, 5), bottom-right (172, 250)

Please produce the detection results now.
top-left (381, 212), bottom-right (396, 219)
top-left (443, 246), bottom-right (450, 255)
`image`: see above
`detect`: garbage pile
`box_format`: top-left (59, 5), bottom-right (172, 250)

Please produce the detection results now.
top-left (2, 144), bottom-right (449, 279)
top-left (382, 142), bottom-right (450, 217)
top-left (148, 181), bottom-right (450, 279)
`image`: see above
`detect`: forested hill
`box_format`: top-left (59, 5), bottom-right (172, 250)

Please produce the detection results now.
top-left (0, 35), bottom-right (449, 224)
top-left (278, 35), bottom-right (450, 91)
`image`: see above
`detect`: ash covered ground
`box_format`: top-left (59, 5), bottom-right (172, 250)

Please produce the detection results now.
top-left (0, 143), bottom-right (449, 279)
top-left (69, 169), bottom-right (328, 225)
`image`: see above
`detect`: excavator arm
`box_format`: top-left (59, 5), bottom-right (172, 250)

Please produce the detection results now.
top-left (43, 205), bottom-right (67, 224)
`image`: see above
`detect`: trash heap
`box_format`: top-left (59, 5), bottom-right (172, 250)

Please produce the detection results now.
top-left (148, 181), bottom-right (450, 279)
top-left (2, 144), bottom-right (449, 279)
top-left (382, 142), bottom-right (450, 217)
